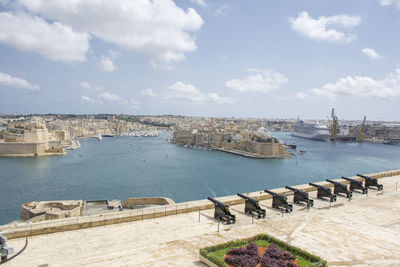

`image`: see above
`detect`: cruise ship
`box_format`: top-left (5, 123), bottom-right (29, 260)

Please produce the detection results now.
top-left (291, 120), bottom-right (330, 141)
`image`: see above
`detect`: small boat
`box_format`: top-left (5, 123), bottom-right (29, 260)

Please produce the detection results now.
top-left (298, 150), bottom-right (306, 155)
top-left (91, 134), bottom-right (102, 141)
top-left (286, 142), bottom-right (297, 149)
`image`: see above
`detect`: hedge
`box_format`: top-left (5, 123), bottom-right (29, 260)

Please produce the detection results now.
top-left (199, 233), bottom-right (327, 267)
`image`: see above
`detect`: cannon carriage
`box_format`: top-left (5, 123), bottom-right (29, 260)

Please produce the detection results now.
top-left (264, 189), bottom-right (293, 213)
top-left (342, 176), bottom-right (368, 194)
top-left (326, 179), bottom-right (352, 199)
top-left (207, 197), bottom-right (236, 224)
top-left (237, 193), bottom-right (266, 218)
top-left (309, 182), bottom-right (337, 202)
top-left (357, 174), bottom-right (383, 191)
top-left (285, 186), bottom-right (314, 207)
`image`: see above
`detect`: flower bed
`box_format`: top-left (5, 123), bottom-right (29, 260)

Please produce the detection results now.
top-left (199, 234), bottom-right (327, 267)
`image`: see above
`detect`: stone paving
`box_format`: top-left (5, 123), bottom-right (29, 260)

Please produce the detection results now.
top-left (3, 175), bottom-right (400, 267)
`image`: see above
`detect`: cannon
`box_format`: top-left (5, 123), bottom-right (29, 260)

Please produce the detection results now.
top-left (0, 234), bottom-right (14, 263)
top-left (264, 189), bottom-right (293, 213)
top-left (342, 176), bottom-right (368, 194)
top-left (237, 193), bottom-right (266, 218)
top-left (357, 174), bottom-right (383, 190)
top-left (309, 183), bottom-right (337, 202)
top-left (326, 179), bottom-right (352, 198)
top-left (207, 197), bottom-right (236, 224)
top-left (285, 186), bottom-right (314, 207)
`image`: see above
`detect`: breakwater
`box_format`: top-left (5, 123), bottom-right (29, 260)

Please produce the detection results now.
top-left (1, 169), bottom-right (398, 240)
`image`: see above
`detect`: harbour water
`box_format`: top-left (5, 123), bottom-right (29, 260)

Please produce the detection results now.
top-left (0, 132), bottom-right (399, 225)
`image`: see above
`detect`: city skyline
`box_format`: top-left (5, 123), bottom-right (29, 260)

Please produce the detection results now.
top-left (0, 0), bottom-right (400, 120)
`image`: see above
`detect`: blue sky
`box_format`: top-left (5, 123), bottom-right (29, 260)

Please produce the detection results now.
top-left (0, 0), bottom-right (399, 120)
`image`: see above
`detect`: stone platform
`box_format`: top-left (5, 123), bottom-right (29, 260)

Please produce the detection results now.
top-left (3, 175), bottom-right (400, 267)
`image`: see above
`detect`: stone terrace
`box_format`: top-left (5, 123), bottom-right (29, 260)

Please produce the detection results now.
top-left (2, 174), bottom-right (400, 267)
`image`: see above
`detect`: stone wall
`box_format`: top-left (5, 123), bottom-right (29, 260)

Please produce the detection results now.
top-left (122, 197), bottom-right (175, 208)
top-left (2, 169), bottom-right (399, 239)
top-left (0, 142), bottom-right (48, 155)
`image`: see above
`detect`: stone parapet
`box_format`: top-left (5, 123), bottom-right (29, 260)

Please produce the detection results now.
top-left (1, 169), bottom-right (399, 239)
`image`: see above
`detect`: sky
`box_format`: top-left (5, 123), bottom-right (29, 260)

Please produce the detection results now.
top-left (0, 0), bottom-right (399, 120)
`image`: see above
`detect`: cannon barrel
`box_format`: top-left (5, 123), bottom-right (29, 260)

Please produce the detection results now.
top-left (357, 174), bottom-right (375, 181)
top-left (237, 193), bottom-right (258, 203)
top-left (285, 185), bottom-right (305, 193)
top-left (207, 197), bottom-right (228, 209)
top-left (342, 176), bottom-right (362, 185)
top-left (264, 189), bottom-right (280, 197)
top-left (326, 179), bottom-right (340, 185)
top-left (309, 182), bottom-right (325, 189)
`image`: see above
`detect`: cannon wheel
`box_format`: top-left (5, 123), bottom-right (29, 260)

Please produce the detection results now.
top-left (1, 256), bottom-right (7, 262)
top-left (378, 185), bottom-right (383, 191)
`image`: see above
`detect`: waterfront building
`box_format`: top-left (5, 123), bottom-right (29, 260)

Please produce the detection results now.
top-left (0, 119), bottom-right (65, 156)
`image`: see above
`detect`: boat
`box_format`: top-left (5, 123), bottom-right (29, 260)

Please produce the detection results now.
top-left (286, 142), bottom-right (297, 149)
top-left (291, 119), bottom-right (330, 141)
top-left (91, 134), bottom-right (102, 141)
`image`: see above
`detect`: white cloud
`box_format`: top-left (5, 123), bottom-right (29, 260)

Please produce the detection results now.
top-left (0, 72), bottom-right (40, 90)
top-left (378, 0), bottom-right (400, 9)
top-left (98, 57), bottom-right (117, 72)
top-left (14, 0), bottom-right (204, 67)
top-left (208, 92), bottom-right (234, 104)
top-left (296, 92), bottom-right (309, 99)
top-left (80, 91), bottom-right (140, 107)
top-left (97, 92), bottom-right (140, 108)
top-left (80, 96), bottom-right (95, 103)
top-left (212, 3), bottom-right (230, 16)
top-left (98, 92), bottom-right (122, 102)
top-left (80, 81), bottom-right (102, 92)
top-left (143, 82), bottom-right (233, 105)
top-left (0, 12), bottom-right (89, 63)
top-left (98, 50), bottom-right (120, 72)
top-left (191, 0), bottom-right (206, 7)
top-left (289, 11), bottom-right (361, 43)
top-left (297, 67), bottom-right (400, 100)
top-left (127, 99), bottom-right (141, 108)
top-left (225, 68), bottom-right (288, 93)
top-left (141, 88), bottom-right (158, 97)
top-left (362, 48), bottom-right (381, 59)
top-left (80, 81), bottom-right (91, 89)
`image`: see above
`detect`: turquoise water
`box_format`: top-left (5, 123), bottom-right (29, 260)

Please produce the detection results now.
top-left (0, 132), bottom-right (399, 225)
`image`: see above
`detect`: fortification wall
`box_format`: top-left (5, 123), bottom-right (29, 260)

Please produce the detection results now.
top-left (0, 142), bottom-right (48, 155)
top-left (1, 169), bottom-right (399, 239)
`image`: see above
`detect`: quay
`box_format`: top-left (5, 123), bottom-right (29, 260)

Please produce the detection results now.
top-left (1, 170), bottom-right (400, 266)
